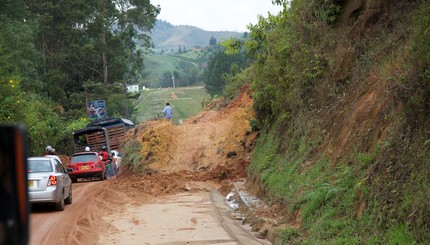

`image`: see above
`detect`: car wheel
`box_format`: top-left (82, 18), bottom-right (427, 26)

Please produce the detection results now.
top-left (55, 192), bottom-right (65, 211)
top-left (65, 186), bottom-right (72, 205)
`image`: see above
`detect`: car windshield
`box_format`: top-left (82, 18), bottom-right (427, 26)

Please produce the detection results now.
top-left (71, 154), bottom-right (98, 163)
top-left (28, 160), bottom-right (53, 173)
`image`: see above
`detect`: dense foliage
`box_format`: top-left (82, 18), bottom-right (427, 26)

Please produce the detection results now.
top-left (0, 0), bottom-right (159, 155)
top-left (203, 42), bottom-right (250, 97)
top-left (238, 0), bottom-right (430, 243)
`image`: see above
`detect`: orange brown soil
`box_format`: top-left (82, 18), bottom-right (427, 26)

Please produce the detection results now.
top-left (89, 85), bottom-right (275, 241)
top-left (118, 85), bottom-right (256, 196)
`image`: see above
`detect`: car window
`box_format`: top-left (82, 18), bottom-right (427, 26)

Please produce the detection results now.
top-left (28, 160), bottom-right (53, 173)
top-left (53, 159), bottom-right (65, 172)
top-left (54, 161), bottom-right (63, 173)
top-left (71, 154), bottom-right (98, 163)
top-left (59, 163), bottom-right (67, 173)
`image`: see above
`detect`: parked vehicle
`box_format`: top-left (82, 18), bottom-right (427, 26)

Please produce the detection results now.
top-left (80, 117), bottom-right (131, 152)
top-left (27, 157), bottom-right (72, 211)
top-left (87, 117), bottom-right (130, 152)
top-left (67, 152), bottom-right (106, 182)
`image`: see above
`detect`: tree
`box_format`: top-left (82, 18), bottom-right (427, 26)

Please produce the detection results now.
top-left (209, 36), bottom-right (217, 46)
top-left (204, 50), bottom-right (248, 96)
top-left (160, 71), bottom-right (173, 88)
top-left (23, 0), bottom-right (159, 118)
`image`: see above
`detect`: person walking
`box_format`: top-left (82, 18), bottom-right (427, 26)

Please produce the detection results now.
top-left (163, 102), bottom-right (173, 121)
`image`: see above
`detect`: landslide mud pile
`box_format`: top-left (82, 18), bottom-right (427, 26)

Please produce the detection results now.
top-left (118, 85), bottom-right (258, 196)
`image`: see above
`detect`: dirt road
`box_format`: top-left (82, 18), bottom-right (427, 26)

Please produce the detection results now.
top-left (29, 86), bottom-right (272, 244)
top-left (98, 190), bottom-right (267, 245)
top-left (30, 181), bottom-right (106, 245)
top-left (30, 180), bottom-right (268, 244)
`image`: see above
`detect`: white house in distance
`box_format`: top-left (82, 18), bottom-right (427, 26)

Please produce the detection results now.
top-left (126, 84), bottom-right (139, 93)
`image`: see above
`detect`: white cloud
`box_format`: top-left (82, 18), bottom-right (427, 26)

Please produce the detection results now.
top-left (151, 0), bottom-right (282, 32)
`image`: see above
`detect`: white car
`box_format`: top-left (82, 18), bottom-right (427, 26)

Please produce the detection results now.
top-left (28, 157), bottom-right (72, 211)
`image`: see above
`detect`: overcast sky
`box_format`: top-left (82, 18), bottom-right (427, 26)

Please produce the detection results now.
top-left (150, 0), bottom-right (283, 32)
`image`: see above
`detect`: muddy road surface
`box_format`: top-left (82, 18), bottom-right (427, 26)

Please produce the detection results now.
top-left (29, 86), bottom-right (273, 244)
top-left (30, 180), bottom-right (269, 245)
top-left (30, 181), bottom-right (106, 245)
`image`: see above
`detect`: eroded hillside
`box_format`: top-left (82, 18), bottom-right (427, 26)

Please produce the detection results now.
top-left (117, 85), bottom-right (257, 197)
top-left (245, 0), bottom-right (429, 243)
top-left (116, 0), bottom-right (429, 244)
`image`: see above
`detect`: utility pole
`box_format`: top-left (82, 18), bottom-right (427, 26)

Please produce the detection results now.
top-left (171, 72), bottom-right (176, 88)
top-left (124, 82), bottom-right (129, 117)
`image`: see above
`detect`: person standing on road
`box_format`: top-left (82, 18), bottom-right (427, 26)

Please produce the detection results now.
top-left (163, 102), bottom-right (173, 121)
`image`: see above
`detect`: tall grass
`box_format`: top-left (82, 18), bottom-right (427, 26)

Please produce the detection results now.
top-left (249, 125), bottom-right (424, 243)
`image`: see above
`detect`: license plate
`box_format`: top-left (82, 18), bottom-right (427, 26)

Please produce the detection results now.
top-left (28, 180), bottom-right (34, 187)
top-left (81, 166), bottom-right (89, 170)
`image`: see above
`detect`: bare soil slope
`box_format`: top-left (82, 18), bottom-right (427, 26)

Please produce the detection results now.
top-left (121, 85), bottom-right (257, 189)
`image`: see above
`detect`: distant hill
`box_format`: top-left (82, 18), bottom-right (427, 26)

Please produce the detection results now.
top-left (150, 20), bottom-right (244, 50)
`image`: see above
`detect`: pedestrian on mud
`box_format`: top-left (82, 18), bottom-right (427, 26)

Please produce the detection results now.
top-left (163, 102), bottom-right (173, 121)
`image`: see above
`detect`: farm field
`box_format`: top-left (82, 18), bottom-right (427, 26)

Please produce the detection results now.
top-left (135, 86), bottom-right (208, 124)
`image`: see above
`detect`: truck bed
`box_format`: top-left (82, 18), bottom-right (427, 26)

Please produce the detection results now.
top-left (86, 124), bottom-right (125, 151)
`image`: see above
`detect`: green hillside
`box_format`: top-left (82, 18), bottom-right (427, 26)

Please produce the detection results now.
top-left (136, 86), bottom-right (208, 124)
top-left (240, 0), bottom-right (430, 244)
top-left (143, 54), bottom-right (178, 86)
top-left (150, 20), bottom-right (243, 49)
top-left (142, 46), bottom-right (220, 88)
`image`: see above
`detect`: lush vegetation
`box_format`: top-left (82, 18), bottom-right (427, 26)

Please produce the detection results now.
top-left (203, 48), bottom-right (250, 97)
top-left (143, 53), bottom-right (203, 88)
top-left (0, 0), bottom-right (159, 155)
top-left (2, 0), bottom-right (429, 242)
top-left (217, 0), bottom-right (429, 243)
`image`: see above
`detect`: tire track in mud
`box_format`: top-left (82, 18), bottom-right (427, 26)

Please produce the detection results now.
top-left (30, 181), bottom-right (113, 245)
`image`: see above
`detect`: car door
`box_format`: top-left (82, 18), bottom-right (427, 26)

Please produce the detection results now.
top-left (54, 159), bottom-right (71, 197)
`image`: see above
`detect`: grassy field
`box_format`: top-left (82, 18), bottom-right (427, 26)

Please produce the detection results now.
top-left (135, 86), bottom-right (208, 124)
top-left (144, 54), bottom-right (178, 75)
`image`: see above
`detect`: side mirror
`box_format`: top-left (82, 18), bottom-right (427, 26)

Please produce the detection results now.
top-left (0, 125), bottom-right (29, 245)
top-left (99, 155), bottom-right (103, 161)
